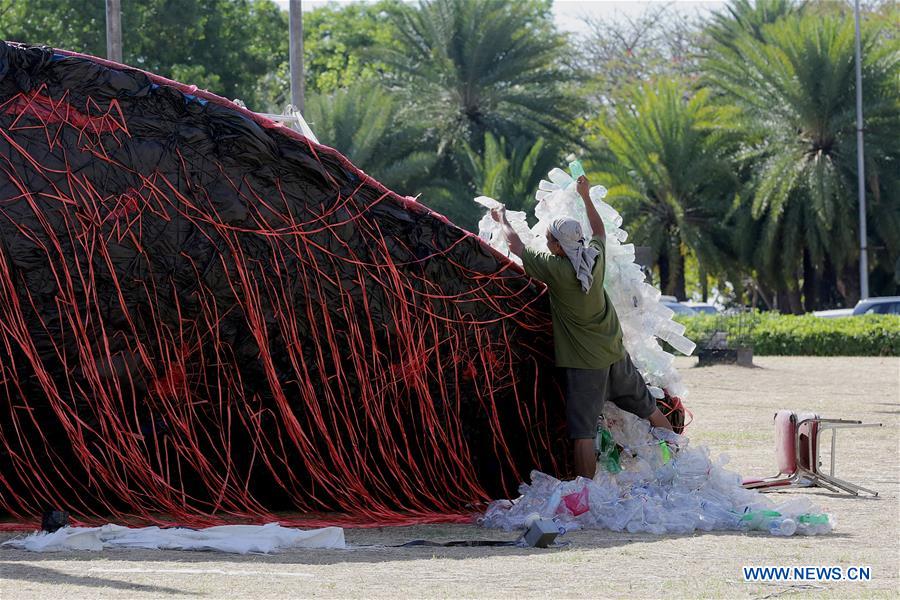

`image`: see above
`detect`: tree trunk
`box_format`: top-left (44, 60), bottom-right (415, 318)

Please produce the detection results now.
top-left (775, 289), bottom-right (790, 313)
top-left (836, 263), bottom-right (861, 307)
top-left (802, 249), bottom-right (817, 312)
top-left (673, 251), bottom-right (686, 300)
top-left (787, 286), bottom-right (803, 315)
top-left (658, 250), bottom-right (670, 296)
top-left (700, 263), bottom-right (708, 302)
top-left (658, 239), bottom-right (687, 300)
top-left (756, 279), bottom-right (775, 311)
top-left (774, 284), bottom-right (802, 314)
top-left (817, 258), bottom-right (841, 309)
top-left (664, 238), bottom-right (686, 300)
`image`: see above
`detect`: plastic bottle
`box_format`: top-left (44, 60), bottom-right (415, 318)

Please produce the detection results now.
top-left (541, 486), bottom-right (562, 517)
top-left (773, 497), bottom-right (815, 519)
top-left (768, 517), bottom-right (797, 537)
top-left (795, 513), bottom-right (833, 536)
top-left (658, 441), bottom-right (672, 464)
top-left (672, 449), bottom-right (710, 490)
top-left (740, 509), bottom-right (799, 535)
top-left (740, 509), bottom-right (782, 531)
top-left (568, 160), bottom-right (585, 179)
top-left (699, 500), bottom-right (743, 530)
top-left (595, 418), bottom-right (622, 474)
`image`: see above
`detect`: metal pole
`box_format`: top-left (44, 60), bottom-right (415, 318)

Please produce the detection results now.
top-left (853, 0), bottom-right (868, 299)
top-left (106, 0), bottom-right (123, 63)
top-left (289, 0), bottom-right (305, 112)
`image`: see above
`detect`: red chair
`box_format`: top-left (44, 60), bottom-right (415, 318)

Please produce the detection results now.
top-left (742, 410), bottom-right (882, 496)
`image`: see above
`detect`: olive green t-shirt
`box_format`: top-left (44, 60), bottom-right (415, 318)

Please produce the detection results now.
top-left (520, 235), bottom-right (625, 369)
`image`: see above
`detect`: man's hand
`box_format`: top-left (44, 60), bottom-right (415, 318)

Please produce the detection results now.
top-left (490, 205), bottom-right (524, 257)
top-left (576, 175), bottom-right (591, 201)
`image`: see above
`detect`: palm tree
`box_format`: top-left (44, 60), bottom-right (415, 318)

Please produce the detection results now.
top-left (703, 0), bottom-right (803, 50)
top-left (461, 133), bottom-right (557, 216)
top-left (307, 82), bottom-right (496, 228)
top-left (379, 0), bottom-right (577, 155)
top-left (304, 83), bottom-right (437, 196)
top-left (702, 11), bottom-right (900, 310)
top-left (593, 80), bottom-right (743, 300)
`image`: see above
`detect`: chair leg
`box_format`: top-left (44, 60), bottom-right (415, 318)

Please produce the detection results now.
top-left (796, 465), bottom-right (858, 495)
top-left (799, 418), bottom-right (883, 497)
top-left (818, 474), bottom-right (879, 497)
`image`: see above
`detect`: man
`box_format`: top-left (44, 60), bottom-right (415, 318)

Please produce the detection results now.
top-left (492, 175), bottom-right (672, 479)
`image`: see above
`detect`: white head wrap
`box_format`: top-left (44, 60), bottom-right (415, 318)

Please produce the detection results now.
top-left (548, 218), bottom-right (600, 293)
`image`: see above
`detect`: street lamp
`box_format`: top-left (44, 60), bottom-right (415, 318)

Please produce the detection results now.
top-left (289, 0), bottom-right (305, 112)
top-left (106, 0), bottom-right (122, 62)
top-left (853, 0), bottom-right (868, 299)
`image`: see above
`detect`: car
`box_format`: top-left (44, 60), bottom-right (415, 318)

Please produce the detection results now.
top-left (852, 296), bottom-right (900, 315)
top-left (812, 296), bottom-right (900, 318)
top-left (682, 302), bottom-right (719, 315)
top-left (660, 295), bottom-right (696, 315)
top-left (812, 308), bottom-right (854, 318)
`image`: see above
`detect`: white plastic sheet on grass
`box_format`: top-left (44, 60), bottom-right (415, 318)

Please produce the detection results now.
top-left (2, 522), bottom-right (346, 553)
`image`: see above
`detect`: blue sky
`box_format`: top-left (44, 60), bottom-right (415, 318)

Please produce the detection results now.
top-left (274, 0), bottom-right (728, 34)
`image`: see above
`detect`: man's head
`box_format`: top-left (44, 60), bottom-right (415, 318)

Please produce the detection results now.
top-left (545, 230), bottom-right (565, 257)
top-left (546, 217), bottom-right (599, 293)
top-left (546, 218), bottom-right (584, 257)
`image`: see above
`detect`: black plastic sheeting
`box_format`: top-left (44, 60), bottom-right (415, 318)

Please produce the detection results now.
top-left (0, 41), bottom-right (566, 524)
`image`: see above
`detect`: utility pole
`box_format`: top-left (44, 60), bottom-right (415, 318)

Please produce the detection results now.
top-left (106, 0), bottom-right (123, 62)
top-left (289, 0), bottom-right (305, 112)
top-left (853, 0), bottom-right (868, 299)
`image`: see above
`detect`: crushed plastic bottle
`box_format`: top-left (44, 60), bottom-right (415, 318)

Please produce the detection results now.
top-left (740, 510), bottom-right (798, 536)
top-left (595, 419), bottom-right (622, 474)
top-left (795, 513), bottom-right (834, 536)
top-left (740, 509), bottom-right (781, 529)
top-left (658, 441), bottom-right (672, 464)
top-left (769, 518), bottom-right (797, 537)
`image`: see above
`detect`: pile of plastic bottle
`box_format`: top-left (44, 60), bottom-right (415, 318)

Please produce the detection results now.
top-left (474, 165), bottom-right (834, 536)
top-left (479, 404), bottom-right (834, 536)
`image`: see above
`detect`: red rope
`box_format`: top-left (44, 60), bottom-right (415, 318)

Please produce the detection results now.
top-left (0, 84), bottom-right (564, 529)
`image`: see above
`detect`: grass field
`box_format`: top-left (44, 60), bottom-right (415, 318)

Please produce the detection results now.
top-left (2, 356), bottom-right (898, 599)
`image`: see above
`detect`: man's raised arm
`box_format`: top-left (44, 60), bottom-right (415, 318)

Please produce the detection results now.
top-left (491, 207), bottom-right (525, 257)
top-left (576, 175), bottom-right (605, 242)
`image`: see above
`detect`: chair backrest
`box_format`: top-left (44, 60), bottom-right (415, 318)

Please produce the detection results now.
top-left (773, 410), bottom-right (798, 475)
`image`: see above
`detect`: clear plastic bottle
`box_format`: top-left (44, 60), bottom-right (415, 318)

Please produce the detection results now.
top-left (699, 500), bottom-right (743, 530)
top-left (740, 509), bottom-right (782, 531)
top-left (795, 513), bottom-right (833, 536)
top-left (768, 517), bottom-right (797, 537)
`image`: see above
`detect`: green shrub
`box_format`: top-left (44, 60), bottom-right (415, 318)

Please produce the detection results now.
top-left (674, 313), bottom-right (900, 356)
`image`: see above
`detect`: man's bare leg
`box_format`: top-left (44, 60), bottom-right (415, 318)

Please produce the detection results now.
top-left (648, 407), bottom-right (673, 431)
top-left (573, 438), bottom-right (596, 479)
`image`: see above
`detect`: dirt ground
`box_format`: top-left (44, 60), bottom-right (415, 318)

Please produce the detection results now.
top-left (1, 356), bottom-right (898, 599)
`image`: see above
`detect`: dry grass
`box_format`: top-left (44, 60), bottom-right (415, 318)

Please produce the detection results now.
top-left (1, 356), bottom-right (898, 599)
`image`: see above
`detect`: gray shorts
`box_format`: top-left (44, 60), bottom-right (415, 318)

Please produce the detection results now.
top-left (562, 354), bottom-right (656, 439)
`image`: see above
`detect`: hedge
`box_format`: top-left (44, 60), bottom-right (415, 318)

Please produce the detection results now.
top-left (674, 313), bottom-right (900, 356)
